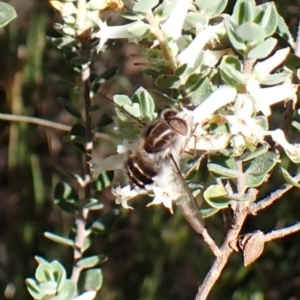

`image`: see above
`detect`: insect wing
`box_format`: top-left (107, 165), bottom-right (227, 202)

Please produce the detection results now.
top-left (169, 154), bottom-right (205, 231)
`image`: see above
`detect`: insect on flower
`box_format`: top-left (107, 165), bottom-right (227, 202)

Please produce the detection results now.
top-left (93, 93), bottom-right (205, 232)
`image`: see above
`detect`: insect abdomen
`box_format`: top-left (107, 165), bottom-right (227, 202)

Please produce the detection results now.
top-left (125, 152), bottom-right (158, 189)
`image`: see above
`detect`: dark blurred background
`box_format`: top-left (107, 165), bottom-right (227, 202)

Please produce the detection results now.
top-left (0, 0), bottom-right (300, 299)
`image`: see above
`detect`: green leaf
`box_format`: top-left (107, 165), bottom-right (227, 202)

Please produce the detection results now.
top-left (241, 145), bottom-right (269, 162)
top-left (248, 38), bottom-right (277, 60)
top-left (132, 87), bottom-right (155, 117)
top-left (44, 232), bottom-right (74, 247)
top-left (63, 123), bottom-right (86, 149)
top-left (91, 66), bottom-right (119, 95)
top-left (204, 185), bottom-right (230, 209)
top-left (189, 78), bottom-right (215, 106)
top-left (119, 12), bottom-right (146, 21)
top-left (254, 2), bottom-right (278, 37)
top-left (232, 0), bottom-right (256, 24)
top-left (208, 163), bottom-right (237, 179)
top-left (69, 57), bottom-right (90, 67)
top-left (78, 268), bottom-right (103, 292)
top-left (25, 278), bottom-right (42, 299)
top-left (127, 21), bottom-right (150, 37)
top-left (244, 152), bottom-right (279, 188)
top-left (52, 76), bottom-right (78, 90)
top-left (208, 155), bottom-right (237, 179)
top-left (133, 0), bottom-right (158, 12)
top-left (73, 291), bottom-right (97, 300)
top-left (284, 54), bottom-right (300, 70)
top-left (245, 152), bottom-right (279, 176)
top-left (54, 164), bottom-right (83, 183)
top-left (276, 15), bottom-right (295, 48)
top-left (292, 121), bottom-right (300, 132)
top-left (59, 279), bottom-right (76, 299)
top-left (220, 55), bottom-right (247, 86)
top-left (281, 168), bottom-right (300, 188)
top-left (113, 95), bottom-right (136, 122)
top-left (77, 255), bottom-right (107, 270)
top-left (174, 64), bottom-right (188, 77)
top-left (36, 262), bottom-right (55, 282)
top-left (224, 19), bottom-right (246, 55)
top-left (54, 181), bottom-right (79, 213)
top-left (235, 22), bottom-right (266, 44)
top-left (0, 3), bottom-right (16, 27)
top-left (91, 209), bottom-right (121, 234)
top-left (58, 97), bottom-right (82, 119)
top-left (51, 261), bottom-right (66, 292)
top-left (46, 36), bottom-right (78, 52)
top-left (155, 75), bottom-right (182, 88)
top-left (92, 170), bottom-right (114, 192)
top-left (258, 73), bottom-right (290, 85)
top-left (195, 0), bottom-right (227, 18)
top-left (228, 193), bottom-right (255, 202)
top-left (200, 207), bottom-right (219, 218)
top-left (185, 12), bottom-right (208, 28)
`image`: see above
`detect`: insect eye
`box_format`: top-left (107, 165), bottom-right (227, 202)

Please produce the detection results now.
top-left (161, 109), bottom-right (178, 121)
top-left (168, 118), bottom-right (188, 135)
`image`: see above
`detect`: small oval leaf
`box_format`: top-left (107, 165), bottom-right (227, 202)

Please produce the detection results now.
top-left (58, 97), bottom-right (82, 119)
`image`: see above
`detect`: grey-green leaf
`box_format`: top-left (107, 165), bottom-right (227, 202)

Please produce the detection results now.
top-left (248, 38), bottom-right (277, 60)
top-left (241, 145), bottom-right (269, 162)
top-left (208, 163), bottom-right (237, 178)
top-left (232, 0), bottom-right (256, 24)
top-left (0, 3), bottom-right (16, 27)
top-left (254, 2), bottom-right (278, 37)
top-left (235, 22), bottom-right (266, 44)
top-left (155, 75), bottom-right (182, 89)
top-left (203, 185), bottom-right (231, 209)
top-left (77, 255), bottom-right (108, 270)
top-left (44, 232), bottom-right (74, 247)
top-left (133, 0), bottom-right (158, 12)
top-left (54, 181), bottom-right (79, 213)
top-left (78, 268), bottom-right (103, 292)
top-left (58, 97), bottom-right (82, 119)
top-left (281, 168), bottom-right (300, 188)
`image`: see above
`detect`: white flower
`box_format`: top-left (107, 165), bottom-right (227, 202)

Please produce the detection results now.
top-left (225, 94), bottom-right (265, 143)
top-left (247, 78), bottom-right (297, 116)
top-left (253, 48), bottom-right (290, 77)
top-left (95, 19), bottom-right (142, 51)
top-left (112, 185), bottom-right (139, 210)
top-left (147, 186), bottom-right (174, 214)
top-left (190, 133), bottom-right (231, 151)
top-left (269, 129), bottom-right (300, 163)
top-left (90, 140), bottom-right (130, 178)
top-left (177, 23), bottom-right (223, 67)
top-left (161, 0), bottom-right (189, 40)
top-left (192, 85), bottom-right (237, 124)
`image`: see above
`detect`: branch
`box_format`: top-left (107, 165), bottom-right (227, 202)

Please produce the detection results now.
top-left (0, 113), bottom-right (112, 141)
top-left (194, 160), bottom-right (250, 299)
top-left (71, 1), bottom-right (93, 283)
top-left (264, 222), bottom-right (300, 243)
top-left (250, 173), bottom-right (300, 214)
top-left (145, 11), bottom-right (189, 103)
top-left (194, 203), bottom-right (249, 300)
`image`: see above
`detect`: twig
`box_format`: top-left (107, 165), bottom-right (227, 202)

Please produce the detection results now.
top-left (264, 222), bottom-right (300, 243)
top-left (71, 0), bottom-right (92, 284)
top-left (195, 203), bottom-right (249, 300)
top-left (294, 11), bottom-right (300, 57)
top-left (145, 11), bottom-right (190, 103)
top-left (250, 173), bottom-right (300, 214)
top-left (0, 113), bottom-right (111, 141)
top-left (194, 159), bottom-right (250, 299)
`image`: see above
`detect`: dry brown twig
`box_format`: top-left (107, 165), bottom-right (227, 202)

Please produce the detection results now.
top-left (194, 167), bottom-right (300, 299)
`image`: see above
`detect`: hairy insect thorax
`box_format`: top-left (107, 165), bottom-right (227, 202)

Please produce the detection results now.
top-left (125, 109), bottom-right (193, 190)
